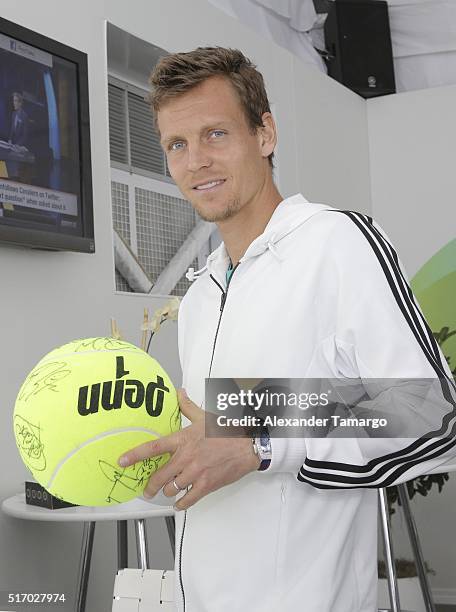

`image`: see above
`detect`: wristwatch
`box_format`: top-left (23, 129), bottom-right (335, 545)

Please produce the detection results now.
top-left (252, 428), bottom-right (272, 471)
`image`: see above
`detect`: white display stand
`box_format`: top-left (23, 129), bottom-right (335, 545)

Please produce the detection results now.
top-left (2, 493), bottom-right (175, 612)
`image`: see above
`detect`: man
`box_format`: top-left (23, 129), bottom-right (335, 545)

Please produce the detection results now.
top-left (119, 48), bottom-right (456, 611)
top-left (9, 92), bottom-right (28, 147)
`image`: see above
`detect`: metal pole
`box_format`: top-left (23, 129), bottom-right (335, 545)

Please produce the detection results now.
top-left (134, 518), bottom-right (150, 570)
top-left (75, 521), bottom-right (95, 612)
top-left (397, 484), bottom-right (436, 612)
top-left (165, 516), bottom-right (176, 558)
top-left (117, 520), bottom-right (128, 570)
top-left (378, 488), bottom-right (401, 612)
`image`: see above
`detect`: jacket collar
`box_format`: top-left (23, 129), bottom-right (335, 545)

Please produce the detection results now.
top-left (198, 194), bottom-right (333, 282)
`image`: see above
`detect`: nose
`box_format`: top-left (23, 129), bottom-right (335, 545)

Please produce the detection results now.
top-left (186, 142), bottom-right (212, 173)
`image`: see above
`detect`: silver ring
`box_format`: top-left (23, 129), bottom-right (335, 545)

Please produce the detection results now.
top-left (172, 479), bottom-right (183, 492)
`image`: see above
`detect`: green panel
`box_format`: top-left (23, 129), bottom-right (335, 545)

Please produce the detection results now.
top-left (411, 241), bottom-right (456, 376)
top-left (411, 239), bottom-right (455, 295)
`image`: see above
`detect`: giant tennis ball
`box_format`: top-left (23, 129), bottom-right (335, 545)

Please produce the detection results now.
top-left (13, 337), bottom-right (181, 507)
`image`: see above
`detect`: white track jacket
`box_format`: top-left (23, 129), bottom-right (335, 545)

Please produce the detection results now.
top-left (174, 194), bottom-right (456, 612)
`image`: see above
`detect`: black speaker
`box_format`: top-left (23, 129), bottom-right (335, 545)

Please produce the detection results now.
top-left (324, 0), bottom-right (396, 98)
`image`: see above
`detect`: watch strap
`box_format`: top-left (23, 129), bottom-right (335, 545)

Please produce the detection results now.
top-left (252, 428), bottom-right (272, 471)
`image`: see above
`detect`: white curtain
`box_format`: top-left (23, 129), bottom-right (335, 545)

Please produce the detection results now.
top-left (388, 0), bottom-right (456, 91)
top-left (208, 0), bottom-right (456, 93)
top-left (207, 0), bottom-right (326, 72)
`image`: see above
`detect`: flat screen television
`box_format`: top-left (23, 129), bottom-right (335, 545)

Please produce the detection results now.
top-left (0, 17), bottom-right (94, 252)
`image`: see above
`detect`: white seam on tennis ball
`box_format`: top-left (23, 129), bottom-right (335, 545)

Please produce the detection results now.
top-left (46, 427), bottom-right (161, 489)
top-left (38, 349), bottom-right (144, 362)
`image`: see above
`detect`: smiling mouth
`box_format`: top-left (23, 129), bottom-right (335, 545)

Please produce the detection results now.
top-left (192, 179), bottom-right (226, 192)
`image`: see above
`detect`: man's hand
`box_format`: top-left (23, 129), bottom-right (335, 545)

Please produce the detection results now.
top-left (118, 389), bottom-right (261, 510)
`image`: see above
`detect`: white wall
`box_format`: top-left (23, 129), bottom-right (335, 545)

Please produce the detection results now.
top-left (368, 85), bottom-right (456, 599)
top-left (292, 55), bottom-right (370, 211)
top-left (368, 84), bottom-right (456, 276)
top-left (0, 1), bottom-right (370, 610)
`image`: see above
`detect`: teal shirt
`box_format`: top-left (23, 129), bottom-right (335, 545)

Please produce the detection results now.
top-left (226, 261), bottom-right (234, 286)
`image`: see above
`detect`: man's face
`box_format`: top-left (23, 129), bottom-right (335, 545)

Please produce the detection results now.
top-left (158, 76), bottom-right (270, 223)
top-left (13, 95), bottom-right (22, 110)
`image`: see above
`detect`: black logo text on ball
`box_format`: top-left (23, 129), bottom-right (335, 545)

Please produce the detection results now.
top-left (77, 356), bottom-right (169, 417)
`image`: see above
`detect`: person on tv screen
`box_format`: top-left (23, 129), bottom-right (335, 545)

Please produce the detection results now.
top-left (9, 91), bottom-right (29, 147)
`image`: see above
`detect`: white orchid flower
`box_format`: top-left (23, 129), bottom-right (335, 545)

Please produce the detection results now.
top-left (140, 298), bottom-right (180, 335)
top-left (161, 296), bottom-right (180, 321)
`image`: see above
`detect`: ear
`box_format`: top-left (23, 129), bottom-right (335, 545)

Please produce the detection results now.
top-left (258, 112), bottom-right (277, 160)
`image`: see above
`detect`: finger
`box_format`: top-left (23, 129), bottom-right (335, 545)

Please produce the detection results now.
top-left (161, 475), bottom-right (189, 498)
top-left (173, 481), bottom-right (208, 511)
top-left (161, 463), bottom-right (198, 498)
top-left (143, 452), bottom-right (186, 499)
top-left (178, 388), bottom-right (204, 422)
top-left (118, 432), bottom-right (180, 468)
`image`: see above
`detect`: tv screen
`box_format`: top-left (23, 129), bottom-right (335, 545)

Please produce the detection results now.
top-left (0, 17), bottom-right (94, 252)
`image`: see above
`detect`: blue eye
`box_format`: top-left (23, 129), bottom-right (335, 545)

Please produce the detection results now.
top-left (211, 130), bottom-right (225, 138)
top-left (169, 141), bottom-right (185, 152)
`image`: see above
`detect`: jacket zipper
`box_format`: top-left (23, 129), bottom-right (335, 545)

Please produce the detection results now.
top-left (178, 261), bottom-right (240, 612)
top-left (208, 263), bottom-right (239, 376)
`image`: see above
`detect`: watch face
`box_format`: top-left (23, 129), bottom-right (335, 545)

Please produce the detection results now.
top-left (260, 433), bottom-right (270, 447)
top-left (258, 434), bottom-right (271, 458)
